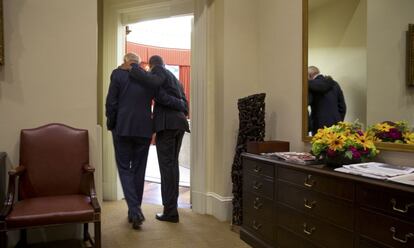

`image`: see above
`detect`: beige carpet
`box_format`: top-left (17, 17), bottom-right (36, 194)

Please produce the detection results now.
top-left (102, 200), bottom-right (250, 248)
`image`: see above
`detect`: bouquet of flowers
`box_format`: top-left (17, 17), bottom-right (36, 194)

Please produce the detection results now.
top-left (311, 122), bottom-right (379, 166)
top-left (367, 121), bottom-right (414, 144)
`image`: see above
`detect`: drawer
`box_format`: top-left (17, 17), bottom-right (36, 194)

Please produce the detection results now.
top-left (278, 181), bottom-right (354, 229)
top-left (244, 192), bottom-right (273, 221)
top-left (357, 183), bottom-right (414, 222)
top-left (243, 212), bottom-right (274, 243)
top-left (359, 238), bottom-right (389, 248)
top-left (243, 173), bottom-right (274, 200)
top-left (243, 158), bottom-right (275, 179)
top-left (278, 167), bottom-right (354, 201)
top-left (277, 204), bottom-right (354, 248)
top-left (277, 227), bottom-right (321, 248)
top-left (358, 208), bottom-right (414, 248)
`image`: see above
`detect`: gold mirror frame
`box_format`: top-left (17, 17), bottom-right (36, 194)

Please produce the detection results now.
top-left (0, 0), bottom-right (4, 65)
top-left (301, 0), bottom-right (414, 152)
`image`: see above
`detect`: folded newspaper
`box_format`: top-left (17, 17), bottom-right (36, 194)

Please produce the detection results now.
top-left (334, 162), bottom-right (414, 184)
top-left (261, 152), bottom-right (318, 165)
top-left (388, 173), bottom-right (414, 186)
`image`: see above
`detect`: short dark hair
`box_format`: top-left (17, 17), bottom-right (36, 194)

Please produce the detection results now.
top-left (149, 55), bottom-right (164, 67)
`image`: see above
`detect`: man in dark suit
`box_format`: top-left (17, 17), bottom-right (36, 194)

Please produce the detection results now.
top-left (105, 53), bottom-right (186, 229)
top-left (128, 55), bottom-right (190, 223)
top-left (308, 66), bottom-right (347, 135)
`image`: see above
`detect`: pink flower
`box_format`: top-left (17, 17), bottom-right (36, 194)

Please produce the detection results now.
top-left (327, 149), bottom-right (336, 158)
top-left (348, 146), bottom-right (361, 159)
top-left (388, 128), bottom-right (402, 139)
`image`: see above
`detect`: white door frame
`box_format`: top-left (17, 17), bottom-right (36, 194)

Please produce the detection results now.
top-left (102, 0), bottom-right (210, 214)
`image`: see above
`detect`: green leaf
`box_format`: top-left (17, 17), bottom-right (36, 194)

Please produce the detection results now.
top-left (345, 151), bottom-right (353, 159)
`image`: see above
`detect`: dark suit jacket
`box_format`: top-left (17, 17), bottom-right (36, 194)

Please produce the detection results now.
top-left (105, 67), bottom-right (155, 138)
top-left (309, 75), bottom-right (346, 134)
top-left (130, 65), bottom-right (190, 133)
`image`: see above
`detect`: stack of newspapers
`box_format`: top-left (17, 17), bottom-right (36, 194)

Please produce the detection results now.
top-left (260, 152), bottom-right (318, 165)
top-left (335, 162), bottom-right (414, 185)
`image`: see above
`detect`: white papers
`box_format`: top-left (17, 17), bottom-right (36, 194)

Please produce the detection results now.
top-left (343, 162), bottom-right (414, 177)
top-left (388, 174), bottom-right (414, 186)
top-left (334, 162), bottom-right (414, 183)
top-left (261, 152), bottom-right (318, 165)
top-left (334, 167), bottom-right (387, 179)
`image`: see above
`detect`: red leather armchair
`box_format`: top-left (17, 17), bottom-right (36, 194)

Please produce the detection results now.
top-left (0, 123), bottom-right (101, 247)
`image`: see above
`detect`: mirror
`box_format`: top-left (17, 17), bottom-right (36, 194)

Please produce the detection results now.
top-left (302, 0), bottom-right (414, 152)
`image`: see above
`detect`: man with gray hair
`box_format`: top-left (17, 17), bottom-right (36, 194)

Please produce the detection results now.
top-left (105, 52), bottom-right (186, 229)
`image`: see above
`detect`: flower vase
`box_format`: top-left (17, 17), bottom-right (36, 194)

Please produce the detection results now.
top-left (324, 155), bottom-right (361, 168)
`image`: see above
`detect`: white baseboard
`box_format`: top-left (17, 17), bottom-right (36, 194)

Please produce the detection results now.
top-left (192, 191), bottom-right (233, 221)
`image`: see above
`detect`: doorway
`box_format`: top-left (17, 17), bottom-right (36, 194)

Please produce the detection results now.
top-left (125, 16), bottom-right (192, 208)
top-left (102, 0), bottom-right (210, 216)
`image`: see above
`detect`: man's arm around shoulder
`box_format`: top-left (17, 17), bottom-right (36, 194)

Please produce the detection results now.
top-left (129, 64), bottom-right (166, 88)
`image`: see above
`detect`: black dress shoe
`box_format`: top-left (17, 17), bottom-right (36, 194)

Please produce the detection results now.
top-left (131, 215), bottom-right (144, 229)
top-left (137, 209), bottom-right (146, 221)
top-left (129, 208), bottom-right (145, 223)
top-left (155, 213), bottom-right (179, 223)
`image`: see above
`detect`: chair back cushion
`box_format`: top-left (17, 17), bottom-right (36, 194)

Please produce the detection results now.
top-left (19, 123), bottom-right (89, 199)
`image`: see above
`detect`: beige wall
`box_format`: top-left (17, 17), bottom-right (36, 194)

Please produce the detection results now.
top-left (257, 0), bottom-right (304, 151)
top-left (209, 0), bottom-right (304, 200)
top-left (367, 0), bottom-right (414, 125)
top-left (0, 0), bottom-right (100, 244)
top-left (309, 0), bottom-right (367, 125)
top-left (213, 0), bottom-right (260, 196)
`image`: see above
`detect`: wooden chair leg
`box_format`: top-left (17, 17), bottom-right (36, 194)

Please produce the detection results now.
top-left (16, 229), bottom-right (27, 248)
top-left (83, 223), bottom-right (89, 242)
top-left (21, 229), bottom-right (27, 246)
top-left (0, 231), bottom-right (8, 248)
top-left (94, 221), bottom-right (101, 248)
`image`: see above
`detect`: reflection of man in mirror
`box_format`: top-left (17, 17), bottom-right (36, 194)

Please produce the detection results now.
top-left (308, 66), bottom-right (347, 135)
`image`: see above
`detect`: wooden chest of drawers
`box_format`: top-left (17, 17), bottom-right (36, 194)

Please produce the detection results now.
top-left (241, 157), bottom-right (276, 247)
top-left (240, 153), bottom-right (414, 248)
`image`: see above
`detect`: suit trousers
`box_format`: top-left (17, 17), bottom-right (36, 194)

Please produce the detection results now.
top-left (156, 129), bottom-right (185, 215)
top-left (112, 134), bottom-right (151, 218)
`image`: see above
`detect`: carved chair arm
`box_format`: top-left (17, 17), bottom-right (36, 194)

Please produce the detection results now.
top-left (82, 164), bottom-right (95, 173)
top-left (89, 173), bottom-right (100, 212)
top-left (8, 165), bottom-right (26, 177)
top-left (1, 165), bottom-right (26, 220)
top-left (81, 164), bottom-right (100, 212)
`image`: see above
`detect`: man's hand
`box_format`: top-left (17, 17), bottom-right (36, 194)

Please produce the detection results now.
top-left (181, 99), bottom-right (189, 116)
top-left (119, 62), bottom-right (132, 71)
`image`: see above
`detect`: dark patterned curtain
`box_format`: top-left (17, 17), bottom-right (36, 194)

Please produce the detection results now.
top-left (231, 93), bottom-right (266, 225)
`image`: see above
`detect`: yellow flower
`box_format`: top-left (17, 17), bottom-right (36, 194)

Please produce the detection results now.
top-left (376, 122), bottom-right (393, 132)
top-left (312, 127), bottom-right (332, 142)
top-left (337, 121), bottom-right (351, 129)
top-left (404, 132), bottom-right (414, 144)
top-left (327, 133), bottom-right (345, 151)
top-left (355, 132), bottom-right (375, 150)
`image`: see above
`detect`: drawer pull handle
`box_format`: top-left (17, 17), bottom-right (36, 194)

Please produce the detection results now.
top-left (252, 220), bottom-right (262, 231)
top-left (390, 227), bottom-right (414, 244)
top-left (390, 198), bottom-right (414, 213)
top-left (253, 165), bottom-right (261, 173)
top-left (303, 223), bottom-right (316, 235)
top-left (253, 197), bottom-right (263, 210)
top-left (304, 175), bottom-right (315, 188)
top-left (253, 181), bottom-right (263, 190)
top-left (304, 198), bottom-right (317, 209)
